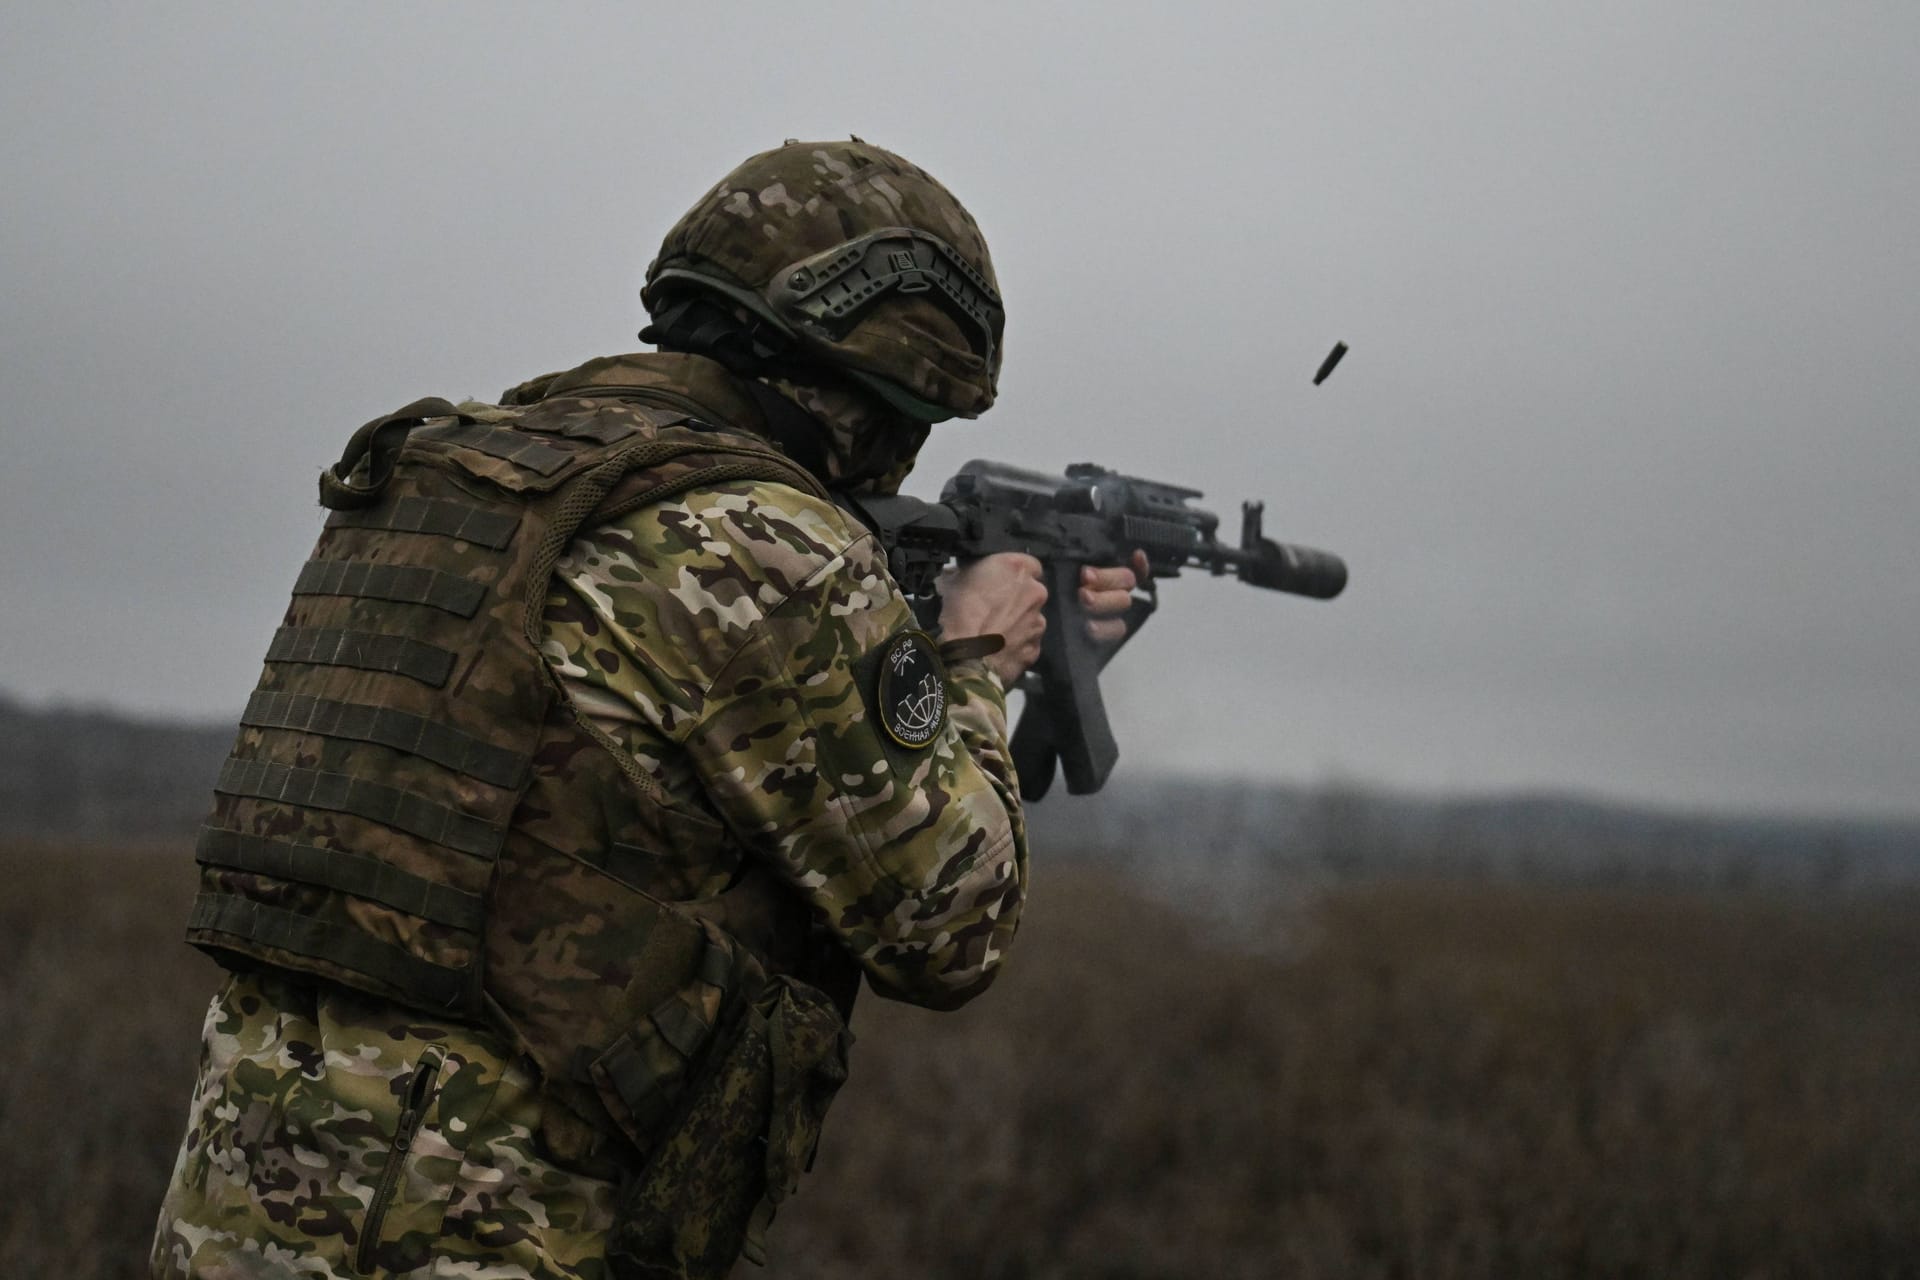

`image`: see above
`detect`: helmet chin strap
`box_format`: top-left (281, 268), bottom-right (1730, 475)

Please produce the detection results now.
top-left (844, 368), bottom-right (961, 424)
top-left (735, 378), bottom-right (833, 484)
top-left (641, 291), bottom-right (884, 486)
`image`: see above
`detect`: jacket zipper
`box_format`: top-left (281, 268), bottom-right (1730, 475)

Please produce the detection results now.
top-left (354, 1044), bottom-right (448, 1275)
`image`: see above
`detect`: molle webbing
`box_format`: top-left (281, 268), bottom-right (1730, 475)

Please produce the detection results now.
top-left (196, 829), bottom-right (484, 930)
top-left (293, 558), bottom-right (489, 618)
top-left (215, 758), bottom-right (506, 859)
top-left (326, 498), bottom-right (519, 549)
top-left (414, 421), bottom-right (579, 477)
top-left (265, 625), bottom-right (458, 687)
top-left (194, 415), bottom-right (541, 1020)
top-left (194, 389), bottom-right (817, 1079)
top-left (190, 893), bottom-right (472, 1009)
top-left (511, 410), bottom-right (646, 446)
top-left (240, 691), bottom-right (530, 788)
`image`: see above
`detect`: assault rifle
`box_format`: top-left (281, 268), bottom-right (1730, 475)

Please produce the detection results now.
top-left (842, 461), bottom-right (1347, 801)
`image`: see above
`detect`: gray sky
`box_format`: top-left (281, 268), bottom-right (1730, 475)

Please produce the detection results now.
top-left (2, 2), bottom-right (1915, 818)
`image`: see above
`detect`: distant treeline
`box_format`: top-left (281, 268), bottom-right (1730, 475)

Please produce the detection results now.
top-left (1028, 776), bottom-right (1920, 894)
top-left (0, 694), bottom-right (231, 840)
top-left (4, 692), bottom-right (1916, 890)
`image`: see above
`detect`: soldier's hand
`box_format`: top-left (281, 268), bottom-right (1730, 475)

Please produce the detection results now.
top-left (1081, 550), bottom-right (1151, 646)
top-left (938, 552), bottom-right (1048, 685)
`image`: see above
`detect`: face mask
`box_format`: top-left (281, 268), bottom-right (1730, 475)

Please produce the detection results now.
top-left (759, 373), bottom-right (933, 496)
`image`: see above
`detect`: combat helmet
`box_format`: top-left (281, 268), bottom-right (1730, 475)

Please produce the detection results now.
top-left (642, 138), bottom-right (1003, 422)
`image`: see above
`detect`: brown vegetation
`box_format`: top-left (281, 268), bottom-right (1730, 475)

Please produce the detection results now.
top-left (4, 840), bottom-right (1917, 1278)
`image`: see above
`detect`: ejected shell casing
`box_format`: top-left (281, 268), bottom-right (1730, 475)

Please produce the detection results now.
top-left (1313, 341), bottom-right (1349, 385)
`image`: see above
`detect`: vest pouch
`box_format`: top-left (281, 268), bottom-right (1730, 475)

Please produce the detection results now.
top-left (607, 975), bottom-right (852, 1280)
top-left (587, 920), bottom-right (740, 1152)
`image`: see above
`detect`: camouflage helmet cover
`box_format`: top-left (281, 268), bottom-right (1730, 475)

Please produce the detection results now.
top-left (643, 139), bottom-right (1004, 420)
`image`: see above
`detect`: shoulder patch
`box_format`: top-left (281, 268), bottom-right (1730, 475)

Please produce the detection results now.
top-left (874, 630), bottom-right (948, 749)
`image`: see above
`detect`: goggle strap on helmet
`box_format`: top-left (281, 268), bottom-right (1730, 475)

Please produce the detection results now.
top-left (766, 227), bottom-right (1003, 366)
top-left (642, 286), bottom-right (963, 424)
top-left (640, 291), bottom-right (797, 373)
top-left (647, 270), bottom-right (798, 342)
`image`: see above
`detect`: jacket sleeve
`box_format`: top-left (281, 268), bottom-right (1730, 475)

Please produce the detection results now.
top-left (542, 481), bottom-right (1027, 1009)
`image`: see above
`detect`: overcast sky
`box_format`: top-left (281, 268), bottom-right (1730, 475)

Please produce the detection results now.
top-left (2, 2), bottom-right (1914, 818)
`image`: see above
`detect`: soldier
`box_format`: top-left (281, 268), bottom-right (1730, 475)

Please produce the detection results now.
top-left (150, 139), bottom-right (1144, 1279)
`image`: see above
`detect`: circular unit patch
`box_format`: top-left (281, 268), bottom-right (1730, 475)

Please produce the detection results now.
top-left (876, 630), bottom-right (948, 749)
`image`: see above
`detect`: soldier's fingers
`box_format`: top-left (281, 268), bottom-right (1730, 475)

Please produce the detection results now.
top-left (1080, 564), bottom-right (1137, 593)
top-left (1001, 552), bottom-right (1044, 579)
top-left (1085, 616), bottom-right (1128, 645)
top-left (1079, 586), bottom-right (1134, 616)
top-left (1132, 549), bottom-right (1152, 582)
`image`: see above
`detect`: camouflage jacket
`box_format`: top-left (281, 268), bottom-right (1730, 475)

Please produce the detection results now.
top-left (153, 353), bottom-right (1027, 1279)
top-left (532, 353), bottom-right (1027, 1009)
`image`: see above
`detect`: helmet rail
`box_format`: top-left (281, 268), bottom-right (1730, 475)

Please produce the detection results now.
top-left (643, 138), bottom-right (1003, 422)
top-left (769, 227), bottom-right (1002, 365)
top-left (650, 226), bottom-right (1002, 372)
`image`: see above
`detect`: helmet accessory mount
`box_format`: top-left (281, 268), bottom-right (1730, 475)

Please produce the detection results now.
top-left (644, 139), bottom-right (1003, 421)
top-left (766, 228), bottom-right (1003, 367)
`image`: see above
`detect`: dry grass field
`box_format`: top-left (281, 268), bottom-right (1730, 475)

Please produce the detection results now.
top-left (3, 838), bottom-right (1917, 1278)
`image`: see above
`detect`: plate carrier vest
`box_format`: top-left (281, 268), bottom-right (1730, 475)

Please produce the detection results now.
top-left (188, 389), bottom-right (829, 1151)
